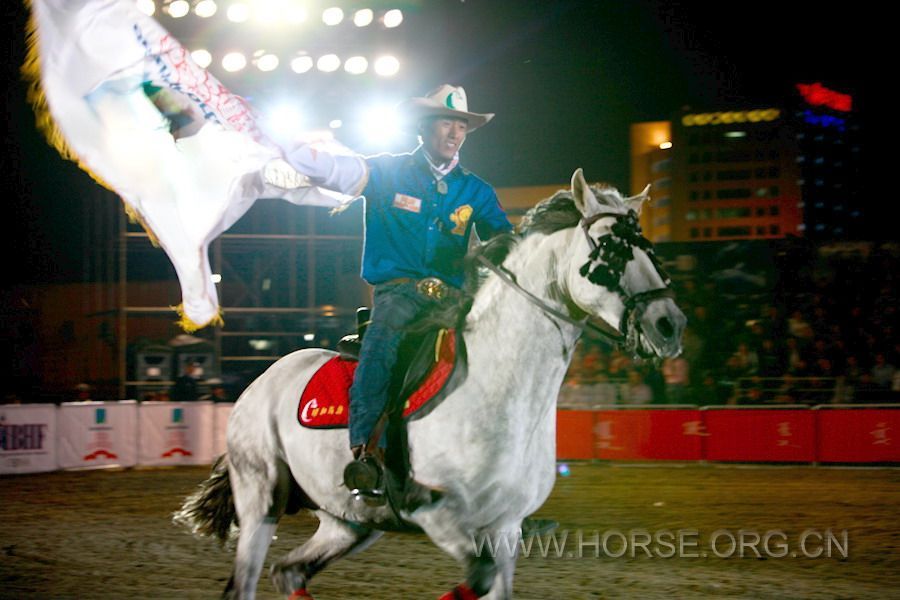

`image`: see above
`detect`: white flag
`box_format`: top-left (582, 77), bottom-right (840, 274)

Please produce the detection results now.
top-left (25, 0), bottom-right (352, 329)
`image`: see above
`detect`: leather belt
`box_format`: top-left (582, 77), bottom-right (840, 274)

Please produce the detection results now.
top-left (385, 277), bottom-right (458, 301)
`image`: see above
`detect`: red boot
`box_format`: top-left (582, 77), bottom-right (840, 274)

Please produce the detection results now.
top-left (438, 583), bottom-right (479, 600)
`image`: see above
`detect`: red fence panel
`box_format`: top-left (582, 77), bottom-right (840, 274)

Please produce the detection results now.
top-left (701, 409), bottom-right (815, 462)
top-left (592, 409), bottom-right (703, 460)
top-left (817, 409), bottom-right (900, 463)
top-left (555, 410), bottom-right (595, 459)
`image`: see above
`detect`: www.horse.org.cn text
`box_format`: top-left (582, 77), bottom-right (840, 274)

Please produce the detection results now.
top-left (472, 529), bottom-right (850, 560)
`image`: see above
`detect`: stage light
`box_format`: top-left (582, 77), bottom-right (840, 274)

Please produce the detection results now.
top-left (317, 54), bottom-right (341, 72)
top-left (322, 7), bottom-right (344, 26)
top-left (191, 49), bottom-right (213, 68)
top-left (373, 55), bottom-right (400, 77)
top-left (226, 2), bottom-right (250, 22)
top-left (167, 0), bottom-right (190, 18)
top-left (659, 141), bottom-right (673, 149)
top-left (361, 104), bottom-right (400, 143)
top-left (353, 8), bottom-right (374, 26)
top-left (259, 103), bottom-right (306, 144)
top-left (256, 53), bottom-right (280, 72)
top-left (222, 52), bottom-right (247, 72)
top-left (329, 119), bottom-right (343, 129)
top-left (136, 0), bottom-right (156, 16)
top-left (291, 55), bottom-right (314, 73)
top-left (383, 9), bottom-right (403, 28)
top-left (211, 273), bottom-right (222, 283)
top-left (195, 0), bottom-right (217, 18)
top-left (344, 56), bottom-right (368, 75)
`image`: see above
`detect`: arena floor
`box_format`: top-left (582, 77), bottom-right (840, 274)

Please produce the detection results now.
top-left (2, 463), bottom-right (899, 599)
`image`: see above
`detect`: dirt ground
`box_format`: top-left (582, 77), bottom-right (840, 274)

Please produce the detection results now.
top-left (2, 463), bottom-right (899, 599)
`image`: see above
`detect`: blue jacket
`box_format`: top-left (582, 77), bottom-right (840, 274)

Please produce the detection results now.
top-left (360, 149), bottom-right (512, 288)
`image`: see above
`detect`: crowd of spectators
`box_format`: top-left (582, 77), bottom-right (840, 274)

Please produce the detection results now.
top-left (562, 240), bottom-right (899, 406)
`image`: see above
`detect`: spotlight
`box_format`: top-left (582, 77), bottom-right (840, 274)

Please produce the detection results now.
top-left (286, 4), bottom-right (308, 23)
top-left (353, 8), bottom-right (374, 27)
top-left (344, 56), bottom-right (368, 75)
top-left (322, 7), bottom-right (344, 26)
top-left (317, 54), bottom-right (341, 73)
top-left (226, 2), bottom-right (250, 22)
top-left (291, 55), bottom-right (314, 74)
top-left (254, 0), bottom-right (281, 23)
top-left (221, 52), bottom-right (247, 72)
top-left (659, 141), bottom-right (673, 149)
top-left (167, 0), bottom-right (190, 18)
top-left (136, 0), bottom-right (156, 16)
top-left (259, 103), bottom-right (306, 145)
top-left (383, 9), bottom-right (403, 28)
top-left (373, 55), bottom-right (400, 77)
top-left (195, 0), bottom-right (217, 18)
top-left (329, 119), bottom-right (343, 129)
top-left (191, 49), bottom-right (213, 68)
top-left (256, 53), bottom-right (279, 72)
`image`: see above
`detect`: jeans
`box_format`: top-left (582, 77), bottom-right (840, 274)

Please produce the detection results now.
top-left (348, 281), bottom-right (434, 448)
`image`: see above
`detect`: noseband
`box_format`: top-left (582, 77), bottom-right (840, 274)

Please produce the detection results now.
top-left (579, 209), bottom-right (674, 354)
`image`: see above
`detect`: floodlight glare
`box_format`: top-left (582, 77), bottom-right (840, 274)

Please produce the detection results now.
top-left (329, 119), bottom-right (343, 129)
top-left (361, 105), bottom-right (400, 143)
top-left (322, 7), bottom-right (344, 26)
top-left (226, 2), bottom-right (250, 22)
top-left (317, 54), bottom-right (341, 72)
top-left (136, 0), bottom-right (156, 16)
top-left (286, 4), bottom-right (308, 23)
top-left (255, 0), bottom-right (281, 23)
top-left (195, 0), bottom-right (218, 18)
top-left (353, 8), bottom-right (374, 27)
top-left (191, 49), bottom-right (213, 68)
top-left (383, 9), bottom-right (403, 28)
top-left (259, 103), bottom-right (306, 144)
top-left (291, 55), bottom-right (314, 74)
top-left (167, 0), bottom-right (190, 18)
top-left (256, 53), bottom-right (280, 72)
top-left (374, 55), bottom-right (400, 77)
top-left (344, 56), bottom-right (368, 75)
top-left (222, 52), bottom-right (247, 72)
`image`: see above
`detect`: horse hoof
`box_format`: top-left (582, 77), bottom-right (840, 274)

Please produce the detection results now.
top-left (438, 583), bottom-right (479, 600)
top-left (288, 588), bottom-right (314, 600)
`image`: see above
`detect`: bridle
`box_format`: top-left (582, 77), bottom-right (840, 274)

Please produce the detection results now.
top-left (476, 207), bottom-right (674, 356)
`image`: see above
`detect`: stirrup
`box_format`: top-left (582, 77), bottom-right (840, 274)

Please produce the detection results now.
top-left (343, 453), bottom-right (385, 505)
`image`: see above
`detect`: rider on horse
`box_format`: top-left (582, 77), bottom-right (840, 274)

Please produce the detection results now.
top-left (277, 84), bottom-right (513, 497)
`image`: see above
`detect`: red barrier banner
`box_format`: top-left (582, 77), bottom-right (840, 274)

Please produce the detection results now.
top-left (555, 410), bottom-right (595, 459)
top-left (817, 409), bottom-right (900, 463)
top-left (592, 410), bottom-right (704, 460)
top-left (703, 409), bottom-right (815, 462)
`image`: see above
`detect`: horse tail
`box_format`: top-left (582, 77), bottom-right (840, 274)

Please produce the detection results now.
top-left (173, 453), bottom-right (237, 545)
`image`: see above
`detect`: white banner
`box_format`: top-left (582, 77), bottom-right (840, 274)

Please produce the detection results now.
top-left (0, 404), bottom-right (57, 474)
top-left (57, 401), bottom-right (138, 469)
top-left (138, 401), bottom-right (214, 466)
top-left (212, 403), bottom-right (234, 458)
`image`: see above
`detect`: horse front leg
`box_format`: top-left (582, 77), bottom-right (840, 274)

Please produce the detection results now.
top-left (270, 510), bottom-right (383, 598)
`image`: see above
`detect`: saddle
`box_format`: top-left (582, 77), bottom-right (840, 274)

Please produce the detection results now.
top-left (297, 307), bottom-right (467, 513)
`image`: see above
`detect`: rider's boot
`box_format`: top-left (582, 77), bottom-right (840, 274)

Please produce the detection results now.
top-left (343, 445), bottom-right (386, 506)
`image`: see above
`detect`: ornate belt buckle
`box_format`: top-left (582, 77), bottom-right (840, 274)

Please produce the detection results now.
top-left (416, 277), bottom-right (447, 300)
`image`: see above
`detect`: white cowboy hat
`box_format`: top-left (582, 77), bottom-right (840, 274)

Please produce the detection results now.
top-left (397, 84), bottom-right (494, 132)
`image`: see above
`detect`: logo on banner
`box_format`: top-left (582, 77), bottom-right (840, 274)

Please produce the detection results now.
top-left (0, 414), bottom-right (48, 452)
top-left (163, 407), bottom-right (192, 458)
top-left (85, 406), bottom-right (117, 461)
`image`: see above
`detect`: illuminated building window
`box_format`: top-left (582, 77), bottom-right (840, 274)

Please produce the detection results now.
top-left (655, 177), bottom-right (671, 188)
top-left (717, 188), bottom-right (751, 200)
top-left (718, 169), bottom-right (751, 181)
top-left (651, 158), bottom-right (672, 173)
top-left (654, 197), bottom-right (671, 207)
top-left (690, 227), bottom-right (700, 239)
top-left (717, 207), bottom-right (752, 218)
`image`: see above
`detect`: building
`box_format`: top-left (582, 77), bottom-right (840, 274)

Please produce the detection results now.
top-left (632, 83), bottom-right (861, 243)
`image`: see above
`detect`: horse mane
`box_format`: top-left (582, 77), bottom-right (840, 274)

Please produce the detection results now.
top-left (410, 184), bottom-right (617, 333)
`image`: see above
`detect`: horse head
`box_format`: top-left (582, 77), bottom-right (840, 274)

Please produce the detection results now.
top-left (563, 168), bottom-right (686, 358)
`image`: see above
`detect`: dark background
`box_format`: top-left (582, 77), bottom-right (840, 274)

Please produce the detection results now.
top-left (2, 1), bottom-right (875, 285)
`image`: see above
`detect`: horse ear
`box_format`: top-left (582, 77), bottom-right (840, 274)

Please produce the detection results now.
top-left (625, 184), bottom-right (651, 216)
top-left (571, 168), bottom-right (600, 216)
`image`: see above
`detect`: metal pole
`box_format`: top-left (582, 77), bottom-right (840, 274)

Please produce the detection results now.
top-left (117, 207), bottom-right (127, 399)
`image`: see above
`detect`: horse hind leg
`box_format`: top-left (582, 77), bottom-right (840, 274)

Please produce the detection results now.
top-left (270, 511), bottom-right (383, 598)
top-left (226, 457), bottom-right (297, 599)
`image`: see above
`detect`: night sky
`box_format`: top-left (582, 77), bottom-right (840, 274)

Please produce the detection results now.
top-left (3, 1), bottom-right (872, 285)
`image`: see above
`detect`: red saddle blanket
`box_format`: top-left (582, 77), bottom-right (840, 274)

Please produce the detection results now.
top-left (298, 329), bottom-right (457, 428)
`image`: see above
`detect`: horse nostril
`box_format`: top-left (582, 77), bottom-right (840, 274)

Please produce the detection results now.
top-left (656, 316), bottom-right (674, 339)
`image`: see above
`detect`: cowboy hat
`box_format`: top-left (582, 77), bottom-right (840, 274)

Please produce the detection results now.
top-left (397, 84), bottom-right (494, 132)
